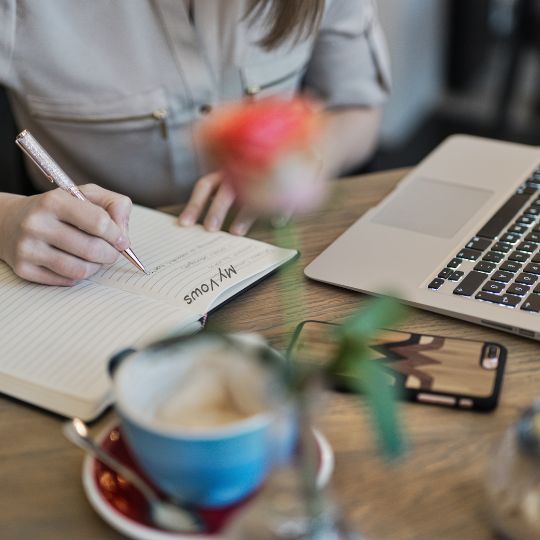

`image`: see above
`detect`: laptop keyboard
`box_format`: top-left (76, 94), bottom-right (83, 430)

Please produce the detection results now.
top-left (428, 166), bottom-right (540, 313)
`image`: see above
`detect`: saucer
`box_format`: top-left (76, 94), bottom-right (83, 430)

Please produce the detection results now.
top-left (82, 422), bottom-right (334, 540)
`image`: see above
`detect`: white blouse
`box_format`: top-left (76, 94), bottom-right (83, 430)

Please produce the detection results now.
top-left (0, 0), bottom-right (391, 206)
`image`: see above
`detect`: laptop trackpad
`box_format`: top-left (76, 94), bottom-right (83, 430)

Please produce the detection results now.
top-left (370, 177), bottom-right (492, 239)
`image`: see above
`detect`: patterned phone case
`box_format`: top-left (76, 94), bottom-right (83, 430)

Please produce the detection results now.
top-left (287, 321), bottom-right (507, 411)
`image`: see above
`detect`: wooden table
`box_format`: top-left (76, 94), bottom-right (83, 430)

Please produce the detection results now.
top-left (2, 168), bottom-right (540, 540)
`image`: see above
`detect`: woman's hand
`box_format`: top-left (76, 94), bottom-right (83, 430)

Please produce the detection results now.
top-left (0, 184), bottom-right (132, 286)
top-left (178, 172), bottom-right (257, 236)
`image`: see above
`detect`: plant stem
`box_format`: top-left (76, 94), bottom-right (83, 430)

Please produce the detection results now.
top-left (273, 222), bottom-right (305, 329)
top-left (297, 382), bottom-right (327, 539)
top-left (274, 223), bottom-right (339, 537)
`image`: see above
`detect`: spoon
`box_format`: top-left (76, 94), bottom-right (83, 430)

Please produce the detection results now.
top-left (63, 418), bottom-right (202, 533)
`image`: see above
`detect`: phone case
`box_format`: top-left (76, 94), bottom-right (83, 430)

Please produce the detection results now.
top-left (287, 321), bottom-right (507, 411)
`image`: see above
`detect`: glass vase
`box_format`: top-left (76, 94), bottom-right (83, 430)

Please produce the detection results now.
top-left (223, 465), bottom-right (364, 540)
top-left (486, 400), bottom-right (540, 539)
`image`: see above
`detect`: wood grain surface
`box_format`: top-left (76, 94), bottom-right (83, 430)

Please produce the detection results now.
top-left (2, 169), bottom-right (540, 540)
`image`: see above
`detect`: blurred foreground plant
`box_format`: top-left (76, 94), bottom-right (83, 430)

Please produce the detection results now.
top-left (199, 96), bottom-right (406, 539)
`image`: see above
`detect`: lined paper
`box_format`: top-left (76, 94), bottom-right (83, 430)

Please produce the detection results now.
top-left (0, 263), bottom-right (193, 407)
top-left (91, 206), bottom-right (296, 312)
top-left (0, 205), bottom-right (295, 419)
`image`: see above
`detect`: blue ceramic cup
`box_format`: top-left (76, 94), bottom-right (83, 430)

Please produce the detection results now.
top-left (109, 334), bottom-right (296, 508)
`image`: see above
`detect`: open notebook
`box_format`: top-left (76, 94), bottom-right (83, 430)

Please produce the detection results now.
top-left (0, 205), bottom-right (296, 420)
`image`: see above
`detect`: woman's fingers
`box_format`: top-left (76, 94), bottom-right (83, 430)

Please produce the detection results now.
top-left (203, 182), bottom-right (235, 232)
top-left (178, 172), bottom-right (262, 235)
top-left (46, 190), bottom-right (129, 251)
top-left (80, 183), bottom-right (133, 235)
top-left (229, 206), bottom-right (258, 236)
top-left (41, 220), bottom-right (119, 265)
top-left (13, 239), bottom-right (101, 284)
top-left (13, 264), bottom-right (76, 287)
top-left (178, 172), bottom-right (222, 226)
top-left (38, 245), bottom-right (102, 281)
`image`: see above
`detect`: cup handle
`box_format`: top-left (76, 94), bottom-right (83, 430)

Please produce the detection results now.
top-left (108, 348), bottom-right (137, 379)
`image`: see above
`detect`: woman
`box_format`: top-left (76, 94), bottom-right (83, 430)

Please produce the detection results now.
top-left (0, 0), bottom-right (390, 285)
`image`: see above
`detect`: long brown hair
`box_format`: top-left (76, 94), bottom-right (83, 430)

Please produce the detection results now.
top-left (247, 0), bottom-right (325, 49)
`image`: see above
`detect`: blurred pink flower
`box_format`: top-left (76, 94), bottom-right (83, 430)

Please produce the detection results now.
top-left (198, 96), bottom-right (329, 214)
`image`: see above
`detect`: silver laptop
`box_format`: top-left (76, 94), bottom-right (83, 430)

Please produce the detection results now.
top-left (305, 135), bottom-right (540, 340)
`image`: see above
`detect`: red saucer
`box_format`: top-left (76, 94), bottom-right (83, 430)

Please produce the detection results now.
top-left (82, 422), bottom-right (334, 540)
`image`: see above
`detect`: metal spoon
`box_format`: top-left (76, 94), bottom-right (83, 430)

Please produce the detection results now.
top-left (63, 418), bottom-right (202, 533)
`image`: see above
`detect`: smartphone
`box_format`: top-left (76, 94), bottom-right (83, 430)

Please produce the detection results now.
top-left (287, 320), bottom-right (507, 411)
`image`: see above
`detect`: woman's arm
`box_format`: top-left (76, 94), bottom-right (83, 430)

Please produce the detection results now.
top-left (322, 106), bottom-right (382, 176)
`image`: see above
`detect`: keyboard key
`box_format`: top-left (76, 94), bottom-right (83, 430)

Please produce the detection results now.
top-left (525, 207), bottom-right (540, 217)
top-left (428, 278), bottom-right (445, 290)
top-left (448, 271), bottom-right (464, 281)
top-left (475, 291), bottom-right (503, 304)
top-left (453, 271), bottom-right (488, 296)
top-left (522, 186), bottom-right (539, 195)
top-left (516, 242), bottom-right (537, 253)
top-left (474, 261), bottom-right (497, 273)
top-left (521, 294), bottom-right (540, 312)
top-left (507, 283), bottom-right (530, 296)
top-left (508, 224), bottom-right (529, 235)
top-left (477, 193), bottom-right (531, 239)
top-left (500, 260), bottom-right (522, 273)
top-left (509, 251), bottom-right (531, 263)
top-left (524, 263), bottom-right (540, 275)
top-left (517, 215), bottom-right (536, 226)
top-left (500, 233), bottom-right (521, 243)
top-left (532, 253), bottom-right (540, 263)
top-left (456, 248), bottom-right (481, 261)
top-left (438, 268), bottom-right (453, 279)
top-left (491, 271), bottom-right (513, 283)
top-left (475, 291), bottom-right (521, 307)
top-left (526, 232), bottom-right (540, 243)
top-left (482, 281), bottom-right (505, 293)
top-left (515, 273), bottom-right (538, 286)
top-left (465, 237), bottom-right (492, 251)
top-left (491, 242), bottom-right (512, 253)
top-left (483, 251), bottom-right (505, 263)
top-left (447, 258), bottom-right (462, 269)
top-left (498, 294), bottom-right (522, 307)
top-left (534, 283), bottom-right (540, 293)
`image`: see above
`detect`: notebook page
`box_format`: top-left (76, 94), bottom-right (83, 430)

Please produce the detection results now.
top-left (91, 205), bottom-right (296, 313)
top-left (0, 263), bottom-right (195, 406)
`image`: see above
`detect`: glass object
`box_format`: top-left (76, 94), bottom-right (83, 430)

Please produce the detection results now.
top-left (223, 467), bottom-right (364, 540)
top-left (486, 400), bottom-right (540, 539)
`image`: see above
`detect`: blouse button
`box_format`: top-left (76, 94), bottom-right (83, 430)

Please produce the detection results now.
top-left (199, 104), bottom-right (212, 115)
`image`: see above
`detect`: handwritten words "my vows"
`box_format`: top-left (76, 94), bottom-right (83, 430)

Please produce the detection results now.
top-left (183, 265), bottom-right (238, 305)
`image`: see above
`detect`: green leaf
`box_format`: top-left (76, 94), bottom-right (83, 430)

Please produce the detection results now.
top-left (329, 296), bottom-right (406, 459)
top-left (335, 295), bottom-right (405, 344)
top-left (347, 351), bottom-right (405, 459)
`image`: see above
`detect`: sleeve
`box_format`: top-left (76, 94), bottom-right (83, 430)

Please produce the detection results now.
top-left (303, 0), bottom-right (391, 108)
top-left (0, 0), bottom-right (16, 84)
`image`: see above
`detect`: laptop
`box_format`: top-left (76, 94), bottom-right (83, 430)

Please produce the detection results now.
top-left (305, 135), bottom-right (540, 340)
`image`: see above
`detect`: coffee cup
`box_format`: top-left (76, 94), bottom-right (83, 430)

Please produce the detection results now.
top-left (108, 333), bottom-right (296, 508)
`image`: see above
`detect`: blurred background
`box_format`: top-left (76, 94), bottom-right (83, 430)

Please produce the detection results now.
top-left (2, 0), bottom-right (540, 190)
top-left (368, 0), bottom-right (540, 172)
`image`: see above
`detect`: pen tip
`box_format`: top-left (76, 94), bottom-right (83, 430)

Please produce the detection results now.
top-left (121, 247), bottom-right (147, 274)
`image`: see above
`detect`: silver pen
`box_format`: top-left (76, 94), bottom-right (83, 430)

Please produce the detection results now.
top-left (15, 130), bottom-right (147, 274)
